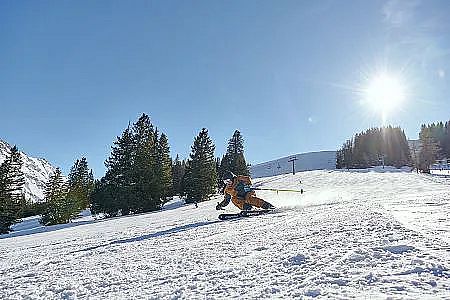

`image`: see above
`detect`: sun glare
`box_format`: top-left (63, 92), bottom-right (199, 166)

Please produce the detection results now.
top-left (364, 73), bottom-right (406, 121)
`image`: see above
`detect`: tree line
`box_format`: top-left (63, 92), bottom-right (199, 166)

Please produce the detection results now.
top-left (417, 121), bottom-right (450, 172)
top-left (1, 113), bottom-right (250, 233)
top-left (0, 146), bottom-right (94, 233)
top-left (337, 120), bottom-right (450, 172)
top-left (41, 158), bottom-right (94, 225)
top-left (90, 114), bottom-right (250, 215)
top-left (90, 113), bottom-right (173, 216)
top-left (336, 126), bottom-right (412, 169)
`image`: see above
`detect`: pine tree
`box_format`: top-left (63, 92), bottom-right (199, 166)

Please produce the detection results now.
top-left (418, 124), bottom-right (440, 172)
top-left (90, 178), bottom-right (117, 217)
top-left (180, 159), bottom-right (189, 198)
top-left (41, 168), bottom-right (73, 225)
top-left (97, 126), bottom-right (136, 216)
top-left (88, 170), bottom-right (94, 194)
top-left (184, 128), bottom-right (218, 203)
top-left (352, 133), bottom-right (365, 168)
top-left (398, 129), bottom-right (412, 167)
top-left (218, 154), bottom-right (231, 183)
top-left (171, 155), bottom-right (185, 196)
top-left (157, 133), bottom-right (172, 205)
top-left (336, 149), bottom-right (343, 169)
top-left (132, 114), bottom-right (158, 213)
top-left (67, 157), bottom-right (94, 211)
top-left (0, 146), bottom-right (25, 234)
top-left (91, 113), bottom-right (173, 217)
top-left (443, 121), bottom-right (450, 158)
top-left (215, 157), bottom-right (222, 189)
top-left (4, 146), bottom-right (25, 197)
top-left (219, 130), bottom-right (249, 179)
top-left (336, 139), bottom-right (353, 169)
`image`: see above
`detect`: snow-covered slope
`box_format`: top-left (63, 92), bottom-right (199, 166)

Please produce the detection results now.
top-left (0, 139), bottom-right (56, 202)
top-left (250, 150), bottom-right (336, 178)
top-left (1, 170), bottom-right (450, 299)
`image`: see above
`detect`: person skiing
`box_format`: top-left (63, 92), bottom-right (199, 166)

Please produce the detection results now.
top-left (216, 171), bottom-right (275, 211)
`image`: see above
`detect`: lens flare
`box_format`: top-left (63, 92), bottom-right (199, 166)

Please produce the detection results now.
top-left (364, 73), bottom-right (406, 122)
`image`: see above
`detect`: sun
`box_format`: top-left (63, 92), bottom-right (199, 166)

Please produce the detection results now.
top-left (364, 73), bottom-right (406, 121)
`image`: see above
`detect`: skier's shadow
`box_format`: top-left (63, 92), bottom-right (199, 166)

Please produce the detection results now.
top-left (71, 220), bottom-right (221, 254)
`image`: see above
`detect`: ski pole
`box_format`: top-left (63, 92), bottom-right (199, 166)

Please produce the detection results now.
top-left (251, 187), bottom-right (304, 194)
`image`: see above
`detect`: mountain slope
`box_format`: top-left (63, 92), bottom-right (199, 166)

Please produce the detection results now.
top-left (0, 139), bottom-right (56, 202)
top-left (250, 150), bottom-right (336, 178)
top-left (1, 170), bottom-right (449, 298)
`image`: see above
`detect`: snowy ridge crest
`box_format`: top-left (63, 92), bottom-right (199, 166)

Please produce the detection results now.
top-left (0, 139), bottom-right (56, 202)
top-left (250, 151), bottom-right (336, 178)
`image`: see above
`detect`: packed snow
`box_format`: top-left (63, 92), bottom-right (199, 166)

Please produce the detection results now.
top-left (1, 170), bottom-right (450, 299)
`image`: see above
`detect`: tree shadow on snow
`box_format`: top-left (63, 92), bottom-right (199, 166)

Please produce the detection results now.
top-left (70, 220), bottom-right (220, 254)
top-left (1, 199), bottom-right (188, 240)
top-left (112, 220), bottom-right (221, 244)
top-left (1, 219), bottom-right (96, 240)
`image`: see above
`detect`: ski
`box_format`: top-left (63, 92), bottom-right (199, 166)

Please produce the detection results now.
top-left (218, 209), bottom-right (273, 220)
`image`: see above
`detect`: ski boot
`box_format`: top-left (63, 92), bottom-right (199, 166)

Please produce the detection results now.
top-left (261, 201), bottom-right (276, 210)
top-left (242, 203), bottom-right (253, 211)
top-left (216, 202), bottom-right (225, 210)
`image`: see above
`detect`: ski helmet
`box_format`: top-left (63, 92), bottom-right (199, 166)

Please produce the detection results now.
top-left (223, 170), bottom-right (236, 182)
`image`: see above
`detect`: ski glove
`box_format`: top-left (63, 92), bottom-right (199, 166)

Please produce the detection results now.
top-left (216, 194), bottom-right (231, 210)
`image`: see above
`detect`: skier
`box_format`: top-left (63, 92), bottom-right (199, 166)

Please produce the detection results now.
top-left (216, 171), bottom-right (275, 211)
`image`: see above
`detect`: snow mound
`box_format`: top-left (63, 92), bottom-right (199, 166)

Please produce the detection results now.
top-left (287, 254), bottom-right (308, 266)
top-left (305, 289), bottom-right (321, 297)
top-left (382, 245), bottom-right (416, 254)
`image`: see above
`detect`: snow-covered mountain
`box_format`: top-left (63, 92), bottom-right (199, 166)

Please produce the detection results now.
top-left (1, 169), bottom-right (449, 298)
top-left (0, 139), bottom-right (56, 202)
top-left (250, 150), bottom-right (336, 178)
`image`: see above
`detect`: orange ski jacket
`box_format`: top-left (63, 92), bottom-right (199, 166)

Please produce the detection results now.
top-left (224, 175), bottom-right (253, 200)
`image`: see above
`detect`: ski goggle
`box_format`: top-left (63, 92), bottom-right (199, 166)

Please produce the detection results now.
top-left (223, 179), bottom-right (232, 185)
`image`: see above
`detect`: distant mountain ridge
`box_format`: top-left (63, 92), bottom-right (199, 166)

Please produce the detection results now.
top-left (0, 139), bottom-right (56, 202)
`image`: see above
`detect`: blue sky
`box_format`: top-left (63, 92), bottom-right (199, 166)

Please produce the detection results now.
top-left (1, 0), bottom-right (449, 176)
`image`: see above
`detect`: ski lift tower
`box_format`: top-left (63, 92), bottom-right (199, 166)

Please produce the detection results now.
top-left (288, 156), bottom-right (298, 175)
top-left (379, 154), bottom-right (386, 169)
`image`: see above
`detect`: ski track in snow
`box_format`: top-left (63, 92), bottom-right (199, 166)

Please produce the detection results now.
top-left (1, 170), bottom-right (450, 299)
